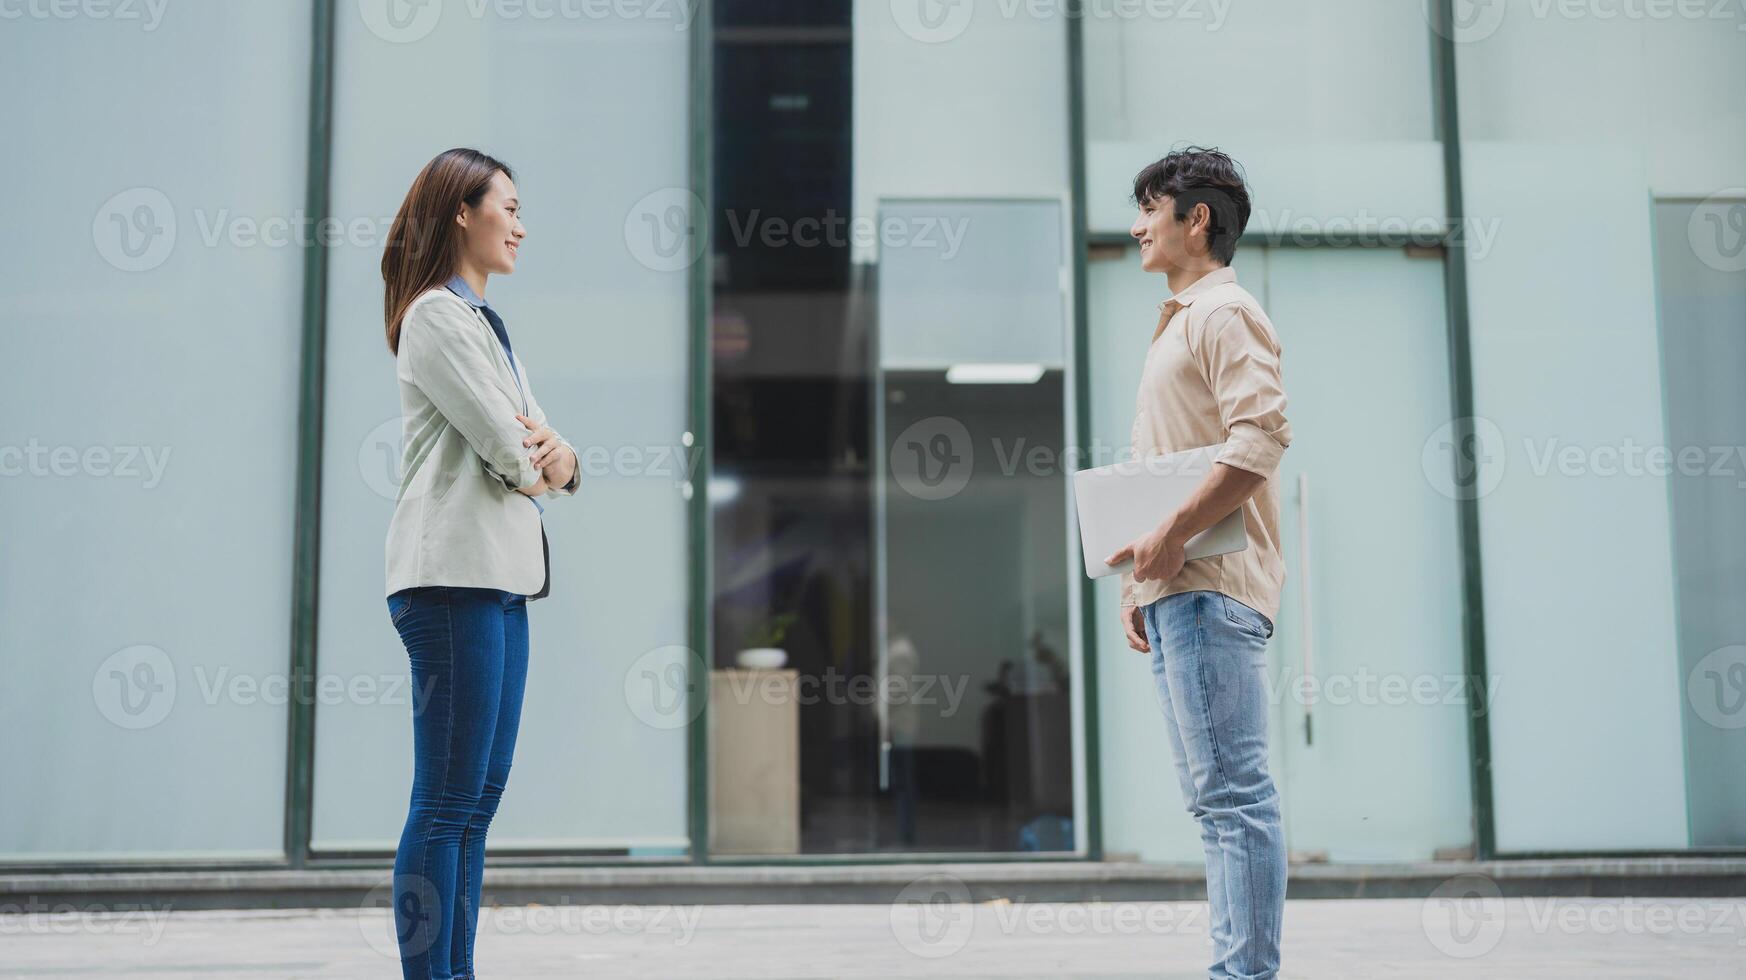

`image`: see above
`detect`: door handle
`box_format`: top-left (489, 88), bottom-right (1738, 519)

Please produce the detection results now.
top-left (1297, 472), bottom-right (1314, 746)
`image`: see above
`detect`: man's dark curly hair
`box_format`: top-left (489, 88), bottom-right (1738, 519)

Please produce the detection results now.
top-left (1131, 146), bottom-right (1251, 266)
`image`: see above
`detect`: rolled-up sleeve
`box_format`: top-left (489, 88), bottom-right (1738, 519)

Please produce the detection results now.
top-left (1120, 568), bottom-right (1138, 608)
top-left (400, 298), bottom-right (542, 493)
top-left (1198, 303), bottom-right (1291, 478)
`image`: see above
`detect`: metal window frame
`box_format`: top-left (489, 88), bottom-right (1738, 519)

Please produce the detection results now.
top-left (284, 0), bottom-right (337, 870)
top-left (1065, 0), bottom-right (1104, 862)
top-left (1427, 0), bottom-right (1497, 862)
top-left (685, 0), bottom-right (714, 865)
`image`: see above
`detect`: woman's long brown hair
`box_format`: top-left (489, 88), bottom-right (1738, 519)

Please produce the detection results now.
top-left (381, 148), bottom-right (514, 354)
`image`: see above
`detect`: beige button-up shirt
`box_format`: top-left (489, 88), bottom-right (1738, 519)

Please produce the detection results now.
top-left (1120, 266), bottom-right (1292, 622)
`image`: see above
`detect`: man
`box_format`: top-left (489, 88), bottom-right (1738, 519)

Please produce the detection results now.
top-left (1104, 146), bottom-right (1291, 980)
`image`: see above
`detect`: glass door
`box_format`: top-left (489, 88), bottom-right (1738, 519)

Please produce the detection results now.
top-left (1256, 245), bottom-right (1474, 862)
top-left (705, 0), bottom-right (1080, 857)
top-left (1087, 243), bottom-right (1473, 862)
top-left (1653, 197), bottom-right (1746, 849)
top-left (872, 200), bottom-right (1079, 854)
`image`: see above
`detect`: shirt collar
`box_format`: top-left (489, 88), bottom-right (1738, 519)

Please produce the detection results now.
top-left (1157, 266), bottom-right (1237, 315)
top-left (445, 274), bottom-right (491, 311)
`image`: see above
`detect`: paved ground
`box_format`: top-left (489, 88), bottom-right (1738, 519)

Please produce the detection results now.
top-left (5, 895), bottom-right (1745, 978)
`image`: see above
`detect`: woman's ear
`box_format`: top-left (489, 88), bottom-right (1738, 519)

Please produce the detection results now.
top-left (455, 206), bottom-right (468, 229)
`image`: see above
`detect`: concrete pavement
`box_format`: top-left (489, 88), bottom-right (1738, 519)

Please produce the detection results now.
top-left (5, 895), bottom-right (1746, 978)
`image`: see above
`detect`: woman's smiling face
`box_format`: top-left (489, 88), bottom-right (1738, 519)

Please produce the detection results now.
top-left (457, 169), bottom-right (525, 276)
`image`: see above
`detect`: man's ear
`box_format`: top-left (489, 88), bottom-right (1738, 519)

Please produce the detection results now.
top-left (1188, 201), bottom-right (1220, 257)
top-left (1191, 201), bottom-right (1212, 239)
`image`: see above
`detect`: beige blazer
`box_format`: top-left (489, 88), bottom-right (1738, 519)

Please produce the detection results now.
top-left (384, 286), bottom-right (576, 597)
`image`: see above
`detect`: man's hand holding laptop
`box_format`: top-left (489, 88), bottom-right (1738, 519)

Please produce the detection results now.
top-left (1105, 461), bottom-right (1266, 653)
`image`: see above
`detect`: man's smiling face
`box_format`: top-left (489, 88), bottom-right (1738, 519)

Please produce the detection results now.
top-left (1130, 193), bottom-right (1199, 274)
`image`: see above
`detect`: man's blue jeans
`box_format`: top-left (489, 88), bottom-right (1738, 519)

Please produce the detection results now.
top-left (1142, 590), bottom-right (1286, 980)
top-left (386, 586), bottom-right (529, 980)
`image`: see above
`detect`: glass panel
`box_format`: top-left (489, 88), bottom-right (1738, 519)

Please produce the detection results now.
top-left (310, 9), bottom-right (692, 853)
top-left (1453, 10), bottom-right (1745, 851)
top-left (708, 0), bottom-right (1079, 855)
top-left (1084, 0), bottom-right (1432, 144)
top-left (876, 200), bottom-right (1073, 853)
top-left (1087, 245), bottom-right (1470, 863)
top-left (1081, 0), bottom-right (1441, 237)
top-left (709, 0), bottom-right (866, 856)
top-left (1259, 246), bottom-right (1471, 862)
top-left (1653, 198), bottom-right (1746, 849)
top-left (0, 1), bottom-right (311, 861)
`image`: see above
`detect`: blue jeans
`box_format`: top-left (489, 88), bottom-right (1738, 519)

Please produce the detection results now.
top-left (386, 586), bottom-right (529, 980)
top-left (1142, 590), bottom-right (1286, 980)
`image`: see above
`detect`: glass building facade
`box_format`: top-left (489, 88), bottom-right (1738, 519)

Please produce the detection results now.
top-left (1, 0), bottom-right (1742, 870)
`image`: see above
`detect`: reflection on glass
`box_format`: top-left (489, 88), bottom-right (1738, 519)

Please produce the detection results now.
top-left (880, 372), bottom-right (1074, 852)
top-left (1654, 199), bottom-right (1746, 849)
top-left (707, 1), bottom-right (1077, 854)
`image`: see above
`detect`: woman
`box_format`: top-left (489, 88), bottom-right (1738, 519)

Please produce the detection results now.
top-left (380, 147), bottom-right (579, 980)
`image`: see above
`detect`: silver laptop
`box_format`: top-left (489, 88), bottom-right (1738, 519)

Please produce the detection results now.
top-left (1072, 444), bottom-right (1249, 580)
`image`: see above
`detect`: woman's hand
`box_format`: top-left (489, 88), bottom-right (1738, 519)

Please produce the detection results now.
top-left (542, 447), bottom-right (577, 490)
top-left (517, 414), bottom-right (576, 490)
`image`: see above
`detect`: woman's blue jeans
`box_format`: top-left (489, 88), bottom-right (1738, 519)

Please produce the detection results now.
top-left (386, 586), bottom-right (529, 980)
top-left (1142, 590), bottom-right (1287, 980)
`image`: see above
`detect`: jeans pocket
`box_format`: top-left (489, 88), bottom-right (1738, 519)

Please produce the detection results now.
top-left (388, 593), bottom-right (416, 629)
top-left (1222, 594), bottom-right (1274, 640)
